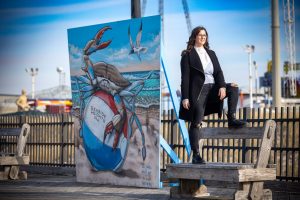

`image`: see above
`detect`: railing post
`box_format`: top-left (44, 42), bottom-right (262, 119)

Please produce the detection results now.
top-left (60, 114), bottom-right (64, 167)
top-left (242, 107), bottom-right (251, 163)
top-left (170, 109), bottom-right (174, 151)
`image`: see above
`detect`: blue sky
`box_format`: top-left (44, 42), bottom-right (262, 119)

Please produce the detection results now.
top-left (0, 0), bottom-right (299, 95)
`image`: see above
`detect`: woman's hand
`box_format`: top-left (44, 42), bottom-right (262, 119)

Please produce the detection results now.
top-left (218, 87), bottom-right (226, 100)
top-left (182, 99), bottom-right (190, 110)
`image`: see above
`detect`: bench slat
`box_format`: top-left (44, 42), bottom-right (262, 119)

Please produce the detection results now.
top-left (238, 168), bottom-right (276, 182)
top-left (0, 155), bottom-right (29, 165)
top-left (201, 127), bottom-right (264, 139)
top-left (167, 163), bottom-right (276, 182)
top-left (168, 163), bottom-right (256, 170)
top-left (0, 128), bottom-right (22, 137)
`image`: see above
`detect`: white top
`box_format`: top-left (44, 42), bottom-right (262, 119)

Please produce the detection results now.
top-left (194, 46), bottom-right (214, 84)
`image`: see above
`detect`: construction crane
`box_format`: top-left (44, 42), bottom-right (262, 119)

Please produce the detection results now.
top-left (142, 0), bottom-right (192, 35)
top-left (182, 0), bottom-right (192, 34)
top-left (283, 0), bottom-right (297, 96)
top-left (159, 0), bottom-right (164, 41)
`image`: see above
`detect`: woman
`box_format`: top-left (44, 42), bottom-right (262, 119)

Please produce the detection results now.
top-left (179, 26), bottom-right (247, 164)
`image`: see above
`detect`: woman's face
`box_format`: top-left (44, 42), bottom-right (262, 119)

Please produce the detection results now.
top-left (195, 29), bottom-right (207, 47)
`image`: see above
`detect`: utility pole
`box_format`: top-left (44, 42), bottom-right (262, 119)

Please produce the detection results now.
top-left (131, 0), bottom-right (141, 18)
top-left (253, 61), bottom-right (258, 104)
top-left (272, 0), bottom-right (282, 107)
top-left (244, 45), bottom-right (255, 108)
top-left (25, 68), bottom-right (39, 99)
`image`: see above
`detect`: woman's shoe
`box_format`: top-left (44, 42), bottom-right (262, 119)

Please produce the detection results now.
top-left (192, 154), bottom-right (206, 164)
top-left (227, 114), bottom-right (247, 128)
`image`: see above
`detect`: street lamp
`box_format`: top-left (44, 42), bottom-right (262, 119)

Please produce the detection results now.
top-left (25, 68), bottom-right (39, 99)
top-left (244, 45), bottom-right (255, 108)
top-left (56, 67), bottom-right (65, 86)
top-left (253, 61), bottom-right (258, 104)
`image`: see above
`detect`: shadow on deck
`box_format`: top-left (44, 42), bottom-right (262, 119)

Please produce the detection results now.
top-left (0, 174), bottom-right (169, 200)
top-left (0, 173), bottom-right (299, 200)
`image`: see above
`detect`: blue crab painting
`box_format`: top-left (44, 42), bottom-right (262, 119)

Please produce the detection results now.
top-left (69, 16), bottom-right (161, 175)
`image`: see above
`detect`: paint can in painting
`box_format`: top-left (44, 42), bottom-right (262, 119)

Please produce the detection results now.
top-left (81, 90), bottom-right (129, 171)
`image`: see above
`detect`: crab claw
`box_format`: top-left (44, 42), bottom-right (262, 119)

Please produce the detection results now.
top-left (112, 130), bottom-right (120, 150)
top-left (84, 26), bottom-right (112, 56)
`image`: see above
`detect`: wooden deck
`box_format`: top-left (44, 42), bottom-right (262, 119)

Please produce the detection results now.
top-left (0, 174), bottom-right (169, 200)
top-left (0, 173), bottom-right (299, 200)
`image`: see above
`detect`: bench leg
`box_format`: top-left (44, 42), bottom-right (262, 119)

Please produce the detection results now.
top-left (0, 166), bottom-right (10, 180)
top-left (170, 179), bottom-right (208, 199)
top-left (250, 182), bottom-right (264, 200)
top-left (9, 166), bottom-right (20, 180)
top-left (235, 182), bottom-right (272, 200)
top-left (235, 189), bottom-right (272, 200)
top-left (19, 171), bottom-right (27, 180)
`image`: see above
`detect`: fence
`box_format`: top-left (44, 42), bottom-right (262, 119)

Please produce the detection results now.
top-left (0, 113), bottom-right (75, 168)
top-left (161, 107), bottom-right (299, 182)
top-left (0, 107), bottom-right (299, 181)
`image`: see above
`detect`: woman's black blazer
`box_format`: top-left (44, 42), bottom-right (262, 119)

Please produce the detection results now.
top-left (179, 47), bottom-right (226, 122)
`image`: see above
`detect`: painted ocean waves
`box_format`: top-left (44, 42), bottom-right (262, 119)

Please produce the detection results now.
top-left (71, 70), bottom-right (160, 109)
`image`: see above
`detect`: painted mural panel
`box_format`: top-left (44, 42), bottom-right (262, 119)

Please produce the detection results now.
top-left (68, 16), bottom-right (161, 188)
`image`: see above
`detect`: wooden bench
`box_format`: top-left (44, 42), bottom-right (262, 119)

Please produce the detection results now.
top-left (166, 120), bottom-right (276, 200)
top-left (0, 123), bottom-right (30, 180)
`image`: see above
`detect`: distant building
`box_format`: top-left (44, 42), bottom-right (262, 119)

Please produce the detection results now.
top-left (0, 85), bottom-right (72, 114)
top-left (0, 94), bottom-right (19, 114)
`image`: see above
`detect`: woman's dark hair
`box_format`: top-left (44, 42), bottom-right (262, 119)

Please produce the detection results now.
top-left (181, 26), bottom-right (210, 56)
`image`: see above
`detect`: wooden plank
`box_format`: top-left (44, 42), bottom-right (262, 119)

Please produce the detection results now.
top-left (167, 162), bottom-right (255, 170)
top-left (238, 168), bottom-right (277, 182)
top-left (170, 186), bottom-right (211, 199)
top-left (167, 165), bottom-right (240, 182)
top-left (201, 127), bottom-right (264, 139)
top-left (16, 123), bottom-right (30, 156)
top-left (18, 171), bottom-right (27, 180)
top-left (179, 179), bottom-right (208, 196)
top-left (250, 120), bottom-right (276, 200)
top-left (0, 128), bottom-right (21, 136)
top-left (0, 155), bottom-right (30, 165)
top-left (0, 167), bottom-right (10, 180)
top-left (167, 164), bottom-right (276, 182)
top-left (255, 120), bottom-right (276, 168)
top-left (9, 165), bottom-right (19, 179)
top-left (235, 189), bottom-right (272, 200)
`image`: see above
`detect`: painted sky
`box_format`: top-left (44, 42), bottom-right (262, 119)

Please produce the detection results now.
top-left (68, 15), bottom-right (160, 76)
top-left (0, 0), bottom-right (299, 95)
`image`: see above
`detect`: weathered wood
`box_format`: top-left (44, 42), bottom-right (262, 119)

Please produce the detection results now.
top-left (167, 120), bottom-right (277, 200)
top-left (167, 163), bottom-right (276, 183)
top-left (170, 186), bottom-right (211, 199)
top-left (16, 123), bottom-right (30, 157)
top-left (179, 179), bottom-right (208, 196)
top-left (168, 163), bottom-right (256, 170)
top-left (18, 171), bottom-right (27, 180)
top-left (201, 127), bottom-right (264, 139)
top-left (0, 128), bottom-right (22, 136)
top-left (250, 120), bottom-right (276, 200)
top-left (9, 165), bottom-right (19, 179)
top-left (0, 166), bottom-right (10, 180)
top-left (235, 189), bottom-right (272, 200)
top-left (0, 155), bottom-right (30, 165)
top-left (9, 124), bottom-right (30, 180)
top-left (238, 168), bottom-right (277, 182)
top-left (0, 123), bottom-right (30, 180)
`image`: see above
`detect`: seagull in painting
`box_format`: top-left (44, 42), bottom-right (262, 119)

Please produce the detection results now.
top-left (128, 21), bottom-right (148, 61)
